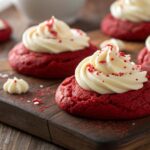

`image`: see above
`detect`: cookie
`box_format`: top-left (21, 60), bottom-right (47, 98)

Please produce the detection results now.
top-left (0, 19), bottom-right (12, 42)
top-left (55, 76), bottom-right (150, 120)
top-left (101, 14), bottom-right (150, 41)
top-left (9, 43), bottom-right (97, 78)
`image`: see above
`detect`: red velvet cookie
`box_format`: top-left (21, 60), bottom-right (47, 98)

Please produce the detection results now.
top-left (137, 47), bottom-right (150, 74)
top-left (101, 14), bottom-right (150, 41)
top-left (8, 43), bottom-right (97, 78)
top-left (0, 19), bottom-right (12, 42)
top-left (55, 76), bottom-right (150, 120)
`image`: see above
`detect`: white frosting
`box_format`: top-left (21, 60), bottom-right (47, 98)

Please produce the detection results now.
top-left (0, 20), bottom-right (5, 30)
top-left (75, 43), bottom-right (147, 94)
top-left (3, 77), bottom-right (29, 94)
top-left (100, 39), bottom-right (125, 50)
top-left (146, 36), bottom-right (150, 51)
top-left (111, 0), bottom-right (150, 22)
top-left (23, 16), bottom-right (90, 54)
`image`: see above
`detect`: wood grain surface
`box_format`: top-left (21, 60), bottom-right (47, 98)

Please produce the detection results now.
top-left (0, 3), bottom-right (150, 150)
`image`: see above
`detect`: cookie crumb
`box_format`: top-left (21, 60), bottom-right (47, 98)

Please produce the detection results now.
top-left (40, 85), bottom-right (44, 88)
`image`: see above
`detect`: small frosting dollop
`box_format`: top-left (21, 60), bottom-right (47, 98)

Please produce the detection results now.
top-left (100, 38), bottom-right (125, 50)
top-left (3, 77), bottom-right (29, 94)
top-left (111, 0), bottom-right (150, 22)
top-left (0, 20), bottom-right (5, 30)
top-left (23, 16), bottom-right (90, 54)
top-left (146, 36), bottom-right (150, 51)
top-left (75, 43), bottom-right (147, 94)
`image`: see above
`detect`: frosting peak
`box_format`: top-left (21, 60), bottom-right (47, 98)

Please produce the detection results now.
top-left (3, 77), bottom-right (29, 94)
top-left (23, 16), bottom-right (90, 54)
top-left (75, 43), bottom-right (147, 94)
top-left (111, 0), bottom-right (150, 22)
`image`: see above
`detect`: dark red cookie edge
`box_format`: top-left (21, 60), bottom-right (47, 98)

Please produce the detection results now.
top-left (9, 43), bottom-right (97, 78)
top-left (101, 14), bottom-right (150, 41)
top-left (55, 76), bottom-right (150, 120)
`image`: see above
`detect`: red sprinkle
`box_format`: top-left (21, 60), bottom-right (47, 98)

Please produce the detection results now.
top-left (87, 64), bottom-right (96, 73)
top-left (111, 72), bottom-right (124, 77)
top-left (111, 58), bottom-right (114, 61)
top-left (119, 52), bottom-right (125, 57)
top-left (96, 72), bottom-right (100, 76)
top-left (75, 29), bottom-right (83, 36)
top-left (99, 60), bottom-right (106, 64)
top-left (46, 17), bottom-right (55, 29)
top-left (58, 39), bottom-right (62, 43)
top-left (124, 60), bottom-right (127, 62)
top-left (14, 80), bottom-right (17, 83)
top-left (105, 44), bottom-right (114, 51)
top-left (39, 105), bottom-right (51, 112)
top-left (118, 72), bottom-right (124, 76)
top-left (50, 30), bottom-right (57, 37)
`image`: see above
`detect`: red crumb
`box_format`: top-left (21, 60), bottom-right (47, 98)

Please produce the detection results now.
top-left (32, 98), bottom-right (43, 105)
top-left (35, 87), bottom-right (51, 97)
top-left (39, 105), bottom-right (51, 112)
top-left (14, 80), bottom-right (17, 83)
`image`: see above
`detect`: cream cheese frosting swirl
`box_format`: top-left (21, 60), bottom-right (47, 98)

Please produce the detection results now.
top-left (146, 36), bottom-right (150, 51)
top-left (111, 0), bottom-right (150, 22)
top-left (23, 17), bottom-right (90, 54)
top-left (75, 43), bottom-right (147, 94)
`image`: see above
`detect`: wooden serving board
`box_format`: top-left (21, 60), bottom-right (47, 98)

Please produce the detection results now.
top-left (0, 31), bottom-right (149, 150)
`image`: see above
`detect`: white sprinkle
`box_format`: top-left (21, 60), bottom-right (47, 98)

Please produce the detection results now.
top-left (132, 122), bottom-right (135, 126)
top-left (40, 85), bottom-right (44, 88)
top-left (27, 100), bottom-right (31, 103)
top-left (2, 74), bottom-right (9, 78)
top-left (34, 101), bottom-right (40, 105)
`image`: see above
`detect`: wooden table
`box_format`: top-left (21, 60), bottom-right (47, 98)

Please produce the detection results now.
top-left (0, 1), bottom-right (113, 149)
